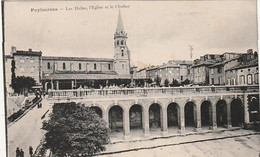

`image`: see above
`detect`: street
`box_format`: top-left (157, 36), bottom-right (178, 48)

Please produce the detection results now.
top-left (7, 98), bottom-right (52, 157)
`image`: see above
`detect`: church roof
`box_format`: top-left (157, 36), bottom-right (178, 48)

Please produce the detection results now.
top-left (42, 56), bottom-right (114, 62)
top-left (116, 9), bottom-right (124, 32)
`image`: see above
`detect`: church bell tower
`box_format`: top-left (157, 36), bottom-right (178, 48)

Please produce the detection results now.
top-left (113, 10), bottom-right (130, 76)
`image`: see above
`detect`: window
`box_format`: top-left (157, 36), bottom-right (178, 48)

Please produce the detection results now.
top-left (248, 68), bottom-right (251, 72)
top-left (211, 78), bottom-right (214, 84)
top-left (239, 75), bottom-right (245, 85)
top-left (247, 74), bottom-right (253, 85)
top-left (108, 64), bottom-right (111, 70)
top-left (63, 63), bottom-right (66, 70)
top-left (122, 64), bottom-right (124, 69)
top-left (121, 40), bottom-right (124, 45)
top-left (117, 40), bottom-right (119, 46)
top-left (121, 53), bottom-right (124, 57)
top-left (181, 76), bottom-right (183, 81)
top-left (254, 73), bottom-right (259, 84)
top-left (47, 62), bottom-right (50, 69)
top-left (79, 63), bottom-right (81, 70)
top-left (94, 63), bottom-right (97, 70)
top-left (217, 67), bottom-right (222, 73)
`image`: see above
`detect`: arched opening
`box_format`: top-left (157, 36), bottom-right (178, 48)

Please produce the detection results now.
top-left (167, 103), bottom-right (179, 128)
top-left (129, 104), bottom-right (143, 130)
top-left (109, 106), bottom-right (123, 132)
top-left (90, 106), bottom-right (102, 118)
top-left (231, 99), bottom-right (244, 127)
top-left (216, 100), bottom-right (227, 127)
top-left (46, 82), bottom-right (52, 91)
top-left (185, 102), bottom-right (196, 127)
top-left (249, 97), bottom-right (260, 122)
top-left (201, 101), bottom-right (212, 128)
top-left (149, 103), bottom-right (161, 129)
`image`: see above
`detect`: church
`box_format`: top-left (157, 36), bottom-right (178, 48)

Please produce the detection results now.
top-left (5, 10), bottom-right (132, 92)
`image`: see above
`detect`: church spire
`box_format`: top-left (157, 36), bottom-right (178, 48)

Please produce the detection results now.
top-left (116, 9), bottom-right (124, 33)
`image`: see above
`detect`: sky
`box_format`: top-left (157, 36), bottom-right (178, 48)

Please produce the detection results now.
top-left (4, 0), bottom-right (258, 68)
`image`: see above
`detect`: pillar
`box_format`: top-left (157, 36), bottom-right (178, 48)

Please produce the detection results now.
top-left (227, 101), bottom-right (232, 129)
top-left (104, 111), bottom-right (109, 129)
top-left (56, 81), bottom-right (59, 90)
top-left (195, 105), bottom-right (202, 132)
top-left (143, 107), bottom-right (150, 137)
top-left (123, 109), bottom-right (130, 140)
top-left (243, 93), bottom-right (250, 124)
top-left (161, 108), bottom-right (168, 136)
top-left (178, 106), bottom-right (185, 134)
top-left (71, 80), bottom-right (74, 89)
top-left (211, 104), bottom-right (217, 131)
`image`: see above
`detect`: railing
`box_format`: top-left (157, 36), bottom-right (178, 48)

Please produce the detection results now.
top-left (47, 85), bottom-right (259, 99)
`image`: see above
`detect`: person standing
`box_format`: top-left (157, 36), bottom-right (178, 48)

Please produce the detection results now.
top-left (29, 146), bottom-right (33, 157)
top-left (20, 149), bottom-right (24, 157)
top-left (16, 147), bottom-right (20, 157)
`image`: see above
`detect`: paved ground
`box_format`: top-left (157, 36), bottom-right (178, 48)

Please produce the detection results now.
top-left (102, 130), bottom-right (260, 157)
top-left (7, 97), bottom-right (52, 157)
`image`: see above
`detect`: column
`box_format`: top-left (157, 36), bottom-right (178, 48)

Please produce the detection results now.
top-left (178, 106), bottom-right (185, 134)
top-left (103, 111), bottom-right (109, 129)
top-left (211, 104), bottom-right (217, 131)
top-left (195, 105), bottom-right (202, 132)
top-left (161, 108), bottom-right (168, 136)
top-left (123, 110), bottom-right (130, 140)
top-left (56, 81), bottom-right (59, 90)
top-left (143, 107), bottom-right (150, 137)
top-left (243, 93), bottom-right (250, 124)
top-left (71, 80), bottom-right (74, 89)
top-left (227, 102), bottom-right (232, 129)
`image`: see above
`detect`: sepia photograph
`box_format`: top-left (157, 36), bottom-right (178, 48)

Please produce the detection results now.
top-left (1, 0), bottom-right (260, 156)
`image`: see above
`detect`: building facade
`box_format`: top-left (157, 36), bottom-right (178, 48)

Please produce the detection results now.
top-left (5, 11), bottom-right (131, 93)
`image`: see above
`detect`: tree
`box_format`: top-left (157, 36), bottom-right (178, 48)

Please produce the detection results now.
top-left (11, 76), bottom-right (36, 94)
top-left (154, 75), bottom-right (161, 86)
top-left (172, 78), bottom-right (180, 87)
top-left (11, 60), bottom-right (16, 92)
top-left (181, 79), bottom-right (191, 85)
top-left (164, 79), bottom-right (169, 87)
top-left (42, 102), bottom-right (110, 156)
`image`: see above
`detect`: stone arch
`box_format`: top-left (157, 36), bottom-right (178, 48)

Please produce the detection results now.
top-left (90, 106), bottom-right (103, 118)
top-left (230, 98), bottom-right (244, 127)
top-left (184, 101), bottom-right (197, 127)
top-left (149, 102), bottom-right (163, 129)
top-left (129, 104), bottom-right (143, 130)
top-left (216, 99), bottom-right (227, 127)
top-left (200, 100), bottom-right (213, 128)
top-left (249, 96), bottom-right (260, 122)
top-left (108, 105), bottom-right (124, 132)
top-left (45, 82), bottom-right (53, 91)
top-left (167, 102), bottom-right (180, 128)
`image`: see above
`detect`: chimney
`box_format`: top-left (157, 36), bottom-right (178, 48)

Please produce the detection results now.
top-left (29, 48), bottom-right (32, 52)
top-left (10, 46), bottom-right (16, 57)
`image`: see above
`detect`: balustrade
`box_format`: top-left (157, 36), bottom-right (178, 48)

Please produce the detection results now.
top-left (47, 85), bottom-right (259, 99)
